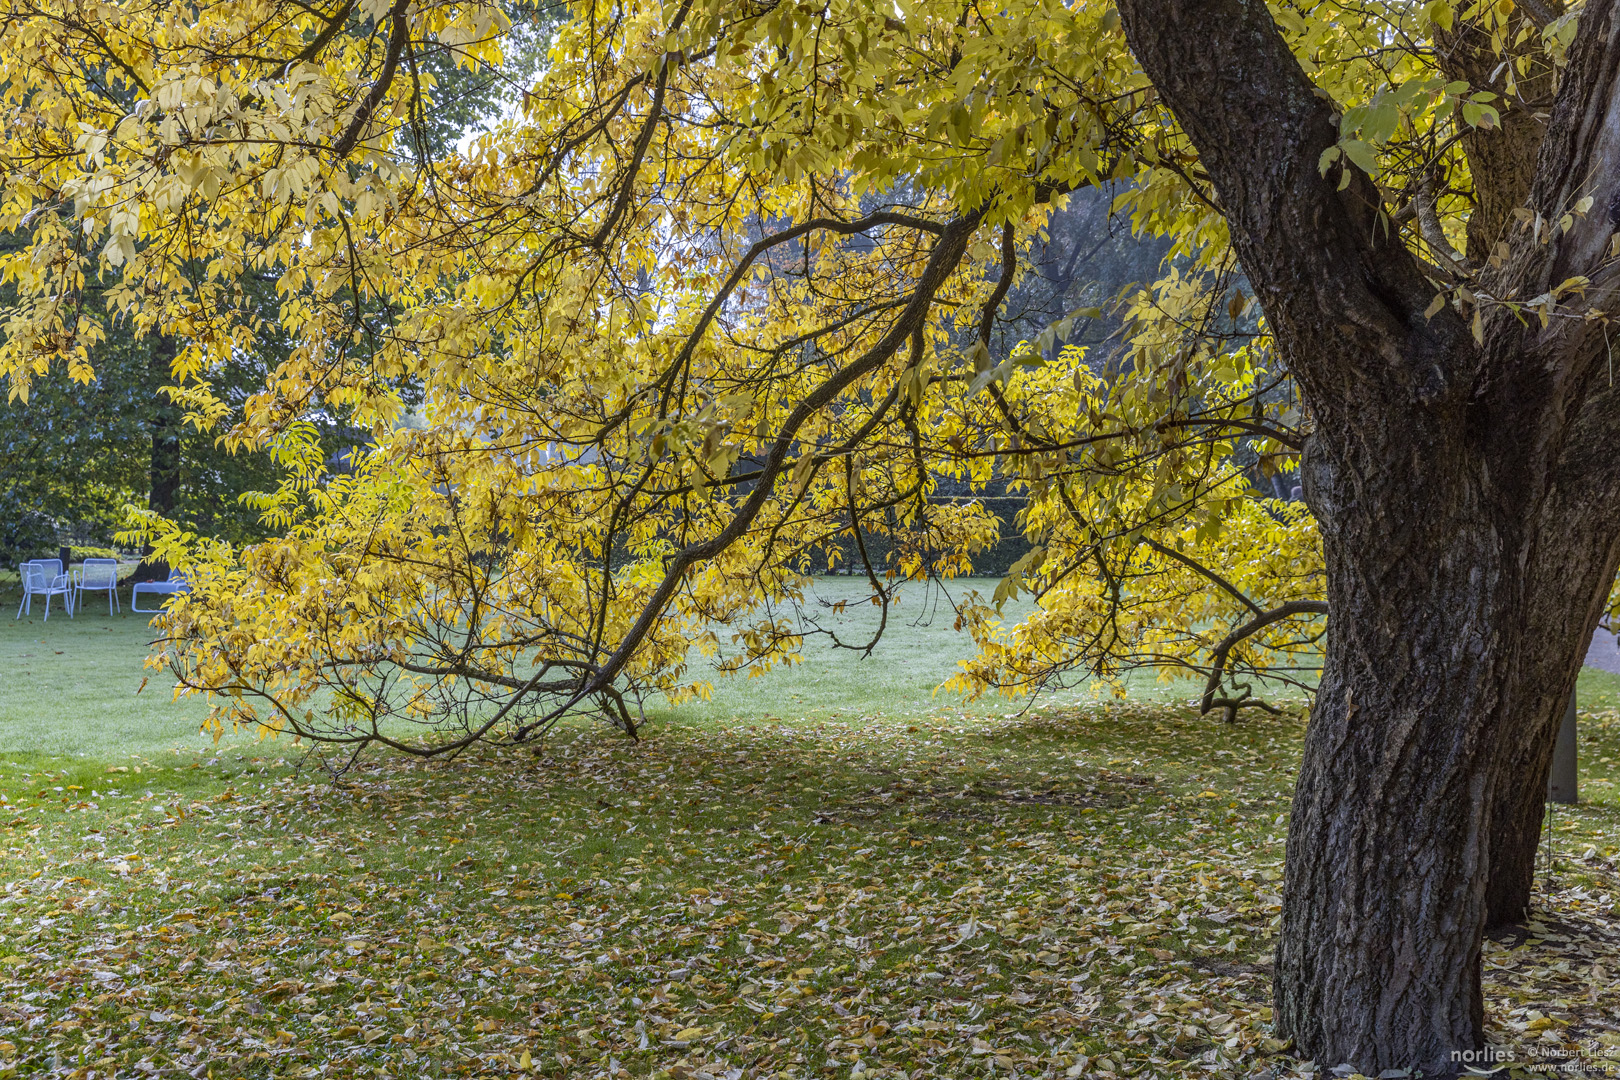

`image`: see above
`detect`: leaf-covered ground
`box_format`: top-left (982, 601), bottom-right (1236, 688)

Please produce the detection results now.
top-left (2, 701), bottom-right (1618, 1080)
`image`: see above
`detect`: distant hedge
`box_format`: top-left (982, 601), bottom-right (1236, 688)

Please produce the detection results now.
top-left (69, 546), bottom-right (122, 561)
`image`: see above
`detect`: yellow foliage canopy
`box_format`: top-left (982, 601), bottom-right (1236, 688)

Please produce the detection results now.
top-left (5, 0), bottom-right (1558, 749)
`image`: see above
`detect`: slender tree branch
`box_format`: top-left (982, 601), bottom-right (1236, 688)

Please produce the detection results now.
top-left (1139, 535), bottom-right (1263, 616)
top-left (586, 0), bottom-right (696, 249)
top-left (330, 0), bottom-right (411, 157)
top-left (1199, 599), bottom-right (1329, 718)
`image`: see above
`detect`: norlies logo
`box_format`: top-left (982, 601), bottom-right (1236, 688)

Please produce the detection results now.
top-left (1451, 1047), bottom-right (1511, 1065)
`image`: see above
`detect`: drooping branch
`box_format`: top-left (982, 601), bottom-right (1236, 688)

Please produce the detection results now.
top-left (978, 220), bottom-right (1017, 345)
top-left (1199, 599), bottom-right (1328, 720)
top-left (651, 210), bottom-right (948, 407)
top-left (1152, 416), bottom-right (1305, 452)
top-left (1138, 535), bottom-right (1263, 617)
top-left (576, 207), bottom-right (986, 701)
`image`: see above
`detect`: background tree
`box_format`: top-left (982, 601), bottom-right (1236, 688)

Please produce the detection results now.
top-left (0, 2), bottom-right (558, 563)
top-left (0, 244), bottom-right (351, 559)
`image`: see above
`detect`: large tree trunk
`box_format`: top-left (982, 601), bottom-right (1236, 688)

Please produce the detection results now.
top-left (1113, 0), bottom-right (1620, 1071)
top-left (1283, 428), bottom-right (1620, 1071)
top-left (1485, 501), bottom-right (1619, 929)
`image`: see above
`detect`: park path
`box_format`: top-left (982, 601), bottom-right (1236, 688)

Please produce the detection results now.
top-left (1586, 626), bottom-right (1620, 674)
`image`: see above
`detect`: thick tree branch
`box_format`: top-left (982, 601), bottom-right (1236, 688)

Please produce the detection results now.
top-left (1515, 0), bottom-right (1620, 315)
top-left (1413, 172), bottom-right (1472, 275)
top-left (586, 0), bottom-right (696, 250)
top-left (1114, 0), bottom-right (1472, 410)
top-left (291, 0), bottom-right (359, 67)
top-left (1434, 11), bottom-right (1558, 263)
top-left (1486, 0), bottom-right (1620, 498)
top-left (330, 0), bottom-right (410, 157)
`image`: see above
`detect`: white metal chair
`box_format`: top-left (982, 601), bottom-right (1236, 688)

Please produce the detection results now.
top-left (13, 562), bottom-right (36, 619)
top-left (73, 558), bottom-right (121, 614)
top-left (131, 568), bottom-right (189, 613)
top-left (15, 561), bottom-right (73, 620)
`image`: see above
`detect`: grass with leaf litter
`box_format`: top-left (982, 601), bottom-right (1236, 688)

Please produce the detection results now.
top-left (0, 585), bottom-right (1617, 1078)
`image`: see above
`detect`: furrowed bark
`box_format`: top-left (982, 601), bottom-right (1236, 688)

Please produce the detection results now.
top-left (1115, 0), bottom-right (1620, 1071)
top-left (1288, 434), bottom-right (1619, 1071)
top-left (1484, 756), bottom-right (1551, 929)
top-left (1477, 0), bottom-right (1620, 928)
top-left (1434, 10), bottom-right (1560, 263)
top-left (1117, 0), bottom-right (1472, 424)
top-left (1484, 387), bottom-right (1620, 928)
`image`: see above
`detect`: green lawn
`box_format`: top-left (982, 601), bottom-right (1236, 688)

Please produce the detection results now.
top-left (0, 581), bottom-right (1616, 1079)
top-left (0, 577), bottom-right (1198, 762)
top-left (0, 605), bottom-right (221, 764)
top-left (654, 578), bottom-right (1207, 728)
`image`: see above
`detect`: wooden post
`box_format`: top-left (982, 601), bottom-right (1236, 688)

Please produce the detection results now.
top-left (1547, 691), bottom-right (1578, 806)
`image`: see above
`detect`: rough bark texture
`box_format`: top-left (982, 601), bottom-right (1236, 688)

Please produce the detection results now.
top-left (1483, 755), bottom-right (1551, 929)
top-left (1435, 12), bottom-right (1561, 264)
top-left (1478, 0), bottom-right (1620, 928)
top-left (1485, 443), bottom-right (1620, 927)
top-left (1114, 0), bottom-right (1620, 1072)
top-left (1294, 430), bottom-right (1620, 1066)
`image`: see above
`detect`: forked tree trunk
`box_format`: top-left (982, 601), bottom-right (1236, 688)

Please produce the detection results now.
top-left (1282, 432), bottom-right (1620, 1071)
top-left (1114, 0), bottom-right (1620, 1070)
